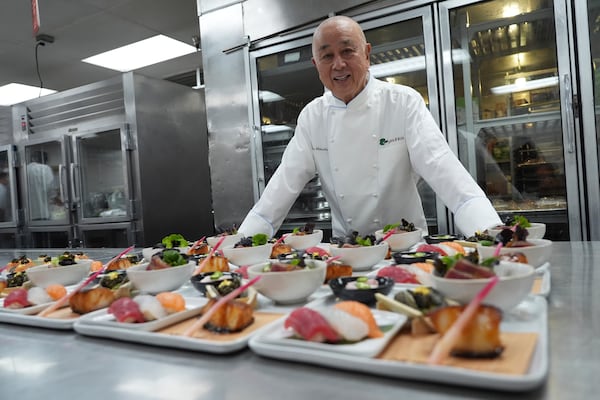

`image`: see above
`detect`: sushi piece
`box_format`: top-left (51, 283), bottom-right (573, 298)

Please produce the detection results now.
top-left (3, 288), bottom-right (30, 309)
top-left (108, 297), bottom-right (146, 323)
top-left (201, 297), bottom-right (254, 333)
top-left (133, 294), bottom-right (167, 321)
top-left (27, 286), bottom-right (53, 305)
top-left (155, 292), bottom-right (186, 313)
top-left (334, 301), bottom-right (383, 338)
top-left (69, 287), bottom-right (116, 314)
top-left (416, 244), bottom-right (448, 256)
top-left (284, 307), bottom-right (340, 343)
top-left (318, 307), bottom-right (369, 342)
top-left (376, 265), bottom-right (420, 284)
top-left (45, 284), bottom-right (67, 301)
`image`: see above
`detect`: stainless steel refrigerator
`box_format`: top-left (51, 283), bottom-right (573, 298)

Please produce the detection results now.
top-left (12, 72), bottom-right (213, 248)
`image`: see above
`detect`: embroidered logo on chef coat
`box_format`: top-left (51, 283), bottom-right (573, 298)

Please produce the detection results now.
top-left (379, 137), bottom-right (402, 146)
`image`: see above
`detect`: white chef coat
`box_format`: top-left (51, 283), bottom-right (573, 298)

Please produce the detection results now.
top-left (239, 74), bottom-right (501, 238)
top-left (27, 161), bottom-right (55, 220)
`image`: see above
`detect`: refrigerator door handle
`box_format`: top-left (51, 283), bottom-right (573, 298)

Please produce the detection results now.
top-left (564, 73), bottom-right (575, 154)
top-left (58, 164), bottom-right (67, 208)
top-left (69, 162), bottom-right (80, 206)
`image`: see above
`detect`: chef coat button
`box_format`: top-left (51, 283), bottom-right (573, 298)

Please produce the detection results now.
top-left (373, 219), bottom-right (380, 224)
top-left (372, 193), bottom-right (378, 198)
top-left (372, 134), bottom-right (377, 139)
top-left (339, 194), bottom-right (344, 199)
top-left (372, 164), bottom-right (378, 169)
top-left (346, 218), bottom-right (352, 223)
top-left (334, 167), bottom-right (339, 171)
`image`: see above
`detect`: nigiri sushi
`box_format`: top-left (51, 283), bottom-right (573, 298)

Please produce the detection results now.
top-left (155, 292), bottom-right (185, 313)
top-left (27, 286), bottom-right (53, 305)
top-left (108, 297), bottom-right (145, 323)
top-left (318, 307), bottom-right (369, 342)
top-left (334, 301), bottom-right (383, 338)
top-left (133, 294), bottom-right (167, 321)
top-left (3, 288), bottom-right (30, 309)
top-left (284, 307), bottom-right (339, 343)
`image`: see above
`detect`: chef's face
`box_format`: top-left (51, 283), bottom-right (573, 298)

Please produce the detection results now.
top-left (312, 17), bottom-right (371, 104)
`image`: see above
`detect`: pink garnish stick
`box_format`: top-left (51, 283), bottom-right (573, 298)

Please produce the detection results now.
top-left (493, 242), bottom-right (504, 257)
top-left (38, 246), bottom-right (135, 317)
top-left (380, 229), bottom-right (397, 243)
top-left (274, 234), bottom-right (288, 245)
top-left (183, 276), bottom-right (261, 337)
top-left (427, 275), bottom-right (500, 365)
top-left (325, 256), bottom-right (341, 265)
top-left (193, 235), bottom-right (226, 275)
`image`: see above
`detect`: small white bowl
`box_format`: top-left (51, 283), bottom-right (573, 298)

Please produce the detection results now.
top-left (329, 242), bottom-right (389, 271)
top-left (374, 228), bottom-right (423, 251)
top-left (142, 247), bottom-right (190, 261)
top-left (431, 261), bottom-right (535, 311)
top-left (125, 261), bottom-right (195, 294)
top-left (283, 229), bottom-right (324, 250)
top-left (488, 222), bottom-right (546, 240)
top-left (247, 259), bottom-right (327, 304)
top-left (26, 260), bottom-right (92, 288)
top-left (477, 238), bottom-right (552, 267)
top-left (221, 243), bottom-right (274, 266)
top-left (206, 232), bottom-right (244, 248)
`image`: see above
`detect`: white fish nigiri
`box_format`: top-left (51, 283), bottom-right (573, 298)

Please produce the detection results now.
top-left (27, 286), bottom-right (52, 305)
top-left (133, 294), bottom-right (167, 321)
top-left (318, 307), bottom-right (369, 342)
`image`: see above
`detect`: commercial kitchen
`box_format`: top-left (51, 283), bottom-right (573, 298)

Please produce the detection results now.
top-left (0, 1), bottom-right (598, 399)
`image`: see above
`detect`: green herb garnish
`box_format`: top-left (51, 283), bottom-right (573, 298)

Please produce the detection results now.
top-left (252, 233), bottom-right (268, 246)
top-left (161, 233), bottom-right (188, 248)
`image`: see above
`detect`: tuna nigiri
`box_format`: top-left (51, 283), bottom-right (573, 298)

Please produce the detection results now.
top-left (284, 307), bottom-right (340, 343)
top-left (334, 300), bottom-right (383, 338)
top-left (108, 297), bottom-right (145, 323)
top-left (3, 288), bottom-right (30, 309)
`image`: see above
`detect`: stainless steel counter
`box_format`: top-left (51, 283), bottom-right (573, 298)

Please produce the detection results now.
top-left (0, 243), bottom-right (597, 400)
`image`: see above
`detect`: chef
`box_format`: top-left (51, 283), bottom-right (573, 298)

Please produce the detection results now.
top-left (239, 15), bottom-right (501, 238)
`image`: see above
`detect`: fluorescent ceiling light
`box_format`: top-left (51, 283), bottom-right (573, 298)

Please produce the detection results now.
top-left (0, 83), bottom-right (56, 106)
top-left (370, 49), bottom-right (470, 78)
top-left (259, 90), bottom-right (285, 103)
top-left (490, 76), bottom-right (559, 94)
top-left (82, 34), bottom-right (196, 72)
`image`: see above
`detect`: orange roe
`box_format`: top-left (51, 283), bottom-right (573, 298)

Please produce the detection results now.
top-left (155, 292), bottom-right (186, 313)
top-left (45, 284), bottom-right (67, 301)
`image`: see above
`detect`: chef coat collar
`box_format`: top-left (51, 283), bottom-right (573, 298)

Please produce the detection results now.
top-left (327, 72), bottom-right (373, 109)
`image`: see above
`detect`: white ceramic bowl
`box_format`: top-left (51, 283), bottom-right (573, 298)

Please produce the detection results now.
top-left (142, 246), bottom-right (190, 261)
top-left (206, 232), bottom-right (244, 248)
top-left (283, 229), bottom-right (324, 250)
top-left (222, 243), bottom-right (274, 266)
top-left (125, 261), bottom-right (195, 294)
top-left (431, 261), bottom-right (535, 311)
top-left (329, 242), bottom-right (389, 271)
top-left (476, 238), bottom-right (552, 267)
top-left (247, 259), bottom-right (327, 304)
top-left (374, 228), bottom-right (423, 251)
top-left (26, 260), bottom-right (92, 288)
top-left (487, 222), bottom-right (546, 240)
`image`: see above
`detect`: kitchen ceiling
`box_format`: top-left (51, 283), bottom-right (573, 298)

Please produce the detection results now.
top-left (0, 0), bottom-right (202, 94)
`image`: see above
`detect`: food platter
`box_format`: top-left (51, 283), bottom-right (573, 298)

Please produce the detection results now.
top-left (249, 295), bottom-right (548, 392)
top-left (75, 297), bottom-right (208, 331)
top-left (255, 308), bottom-right (407, 357)
top-left (0, 304), bottom-right (81, 330)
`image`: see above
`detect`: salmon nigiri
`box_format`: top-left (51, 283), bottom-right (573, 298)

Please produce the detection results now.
top-left (334, 300), bottom-right (383, 338)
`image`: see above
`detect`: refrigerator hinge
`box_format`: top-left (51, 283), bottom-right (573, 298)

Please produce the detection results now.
top-left (129, 199), bottom-right (138, 219)
top-left (123, 124), bottom-right (135, 151)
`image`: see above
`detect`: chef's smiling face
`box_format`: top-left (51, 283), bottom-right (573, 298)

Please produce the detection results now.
top-left (312, 17), bottom-right (371, 104)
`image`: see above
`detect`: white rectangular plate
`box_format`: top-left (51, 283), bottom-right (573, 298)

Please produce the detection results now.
top-left (75, 297), bottom-right (208, 331)
top-left (0, 309), bottom-right (79, 330)
top-left (249, 296), bottom-right (548, 392)
top-left (0, 299), bottom-right (56, 315)
top-left (253, 308), bottom-right (407, 358)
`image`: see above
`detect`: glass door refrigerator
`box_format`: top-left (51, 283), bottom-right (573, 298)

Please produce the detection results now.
top-left (0, 144), bottom-right (20, 247)
top-left (249, 5), bottom-right (446, 239)
top-left (19, 124), bottom-right (134, 248)
top-left (439, 0), bottom-right (583, 240)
